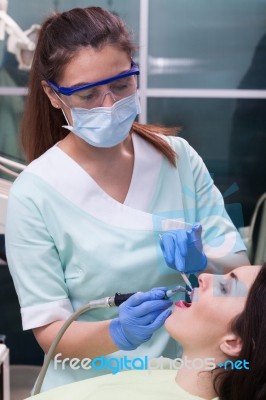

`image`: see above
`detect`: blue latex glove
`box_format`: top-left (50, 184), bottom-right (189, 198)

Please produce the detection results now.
top-left (160, 223), bottom-right (207, 273)
top-left (109, 287), bottom-right (172, 350)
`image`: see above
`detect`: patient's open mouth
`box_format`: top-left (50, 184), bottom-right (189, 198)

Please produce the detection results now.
top-left (175, 300), bottom-right (192, 308)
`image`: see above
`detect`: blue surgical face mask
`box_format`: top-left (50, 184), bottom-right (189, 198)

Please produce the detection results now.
top-left (62, 92), bottom-right (141, 148)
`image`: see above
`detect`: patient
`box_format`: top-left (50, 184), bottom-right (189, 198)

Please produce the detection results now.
top-left (27, 264), bottom-right (265, 400)
top-left (165, 263), bottom-right (266, 400)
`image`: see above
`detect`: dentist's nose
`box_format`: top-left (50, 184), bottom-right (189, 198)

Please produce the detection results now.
top-left (100, 91), bottom-right (117, 107)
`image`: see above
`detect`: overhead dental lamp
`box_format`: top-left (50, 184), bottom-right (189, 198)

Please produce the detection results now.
top-left (0, 0), bottom-right (40, 70)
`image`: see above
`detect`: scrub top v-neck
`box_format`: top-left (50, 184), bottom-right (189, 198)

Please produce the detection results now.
top-left (53, 132), bottom-right (164, 213)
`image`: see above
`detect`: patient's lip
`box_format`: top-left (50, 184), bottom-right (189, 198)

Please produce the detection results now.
top-left (175, 300), bottom-right (191, 308)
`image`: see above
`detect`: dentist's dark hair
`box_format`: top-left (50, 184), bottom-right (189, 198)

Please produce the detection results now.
top-left (20, 6), bottom-right (178, 163)
top-left (214, 263), bottom-right (266, 400)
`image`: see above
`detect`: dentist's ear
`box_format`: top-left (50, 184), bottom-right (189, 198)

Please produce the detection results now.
top-left (220, 333), bottom-right (243, 358)
top-left (41, 81), bottom-right (60, 109)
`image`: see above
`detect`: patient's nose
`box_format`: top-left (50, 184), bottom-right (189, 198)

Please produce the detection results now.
top-left (198, 273), bottom-right (212, 291)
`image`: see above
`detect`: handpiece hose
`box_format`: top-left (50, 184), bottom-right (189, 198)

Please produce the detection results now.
top-left (33, 298), bottom-right (111, 395)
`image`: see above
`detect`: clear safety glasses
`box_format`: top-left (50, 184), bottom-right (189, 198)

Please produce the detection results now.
top-left (47, 62), bottom-right (140, 109)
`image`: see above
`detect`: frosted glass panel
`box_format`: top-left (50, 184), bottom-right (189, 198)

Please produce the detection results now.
top-left (148, 0), bottom-right (266, 89)
top-left (148, 97), bottom-right (265, 225)
top-left (6, 0), bottom-right (139, 42)
top-left (1, 0), bottom-right (139, 87)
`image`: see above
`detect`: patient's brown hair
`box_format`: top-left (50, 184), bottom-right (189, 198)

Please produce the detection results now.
top-left (214, 262), bottom-right (266, 400)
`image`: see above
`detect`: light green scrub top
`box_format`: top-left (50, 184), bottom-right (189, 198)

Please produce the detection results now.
top-left (26, 370), bottom-right (219, 400)
top-left (5, 134), bottom-right (245, 392)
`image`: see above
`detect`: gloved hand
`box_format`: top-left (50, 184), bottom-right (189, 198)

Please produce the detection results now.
top-left (109, 287), bottom-right (172, 350)
top-left (160, 223), bottom-right (207, 273)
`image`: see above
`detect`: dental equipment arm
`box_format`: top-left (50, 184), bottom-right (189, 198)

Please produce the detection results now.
top-left (0, 0), bottom-right (40, 70)
top-left (33, 286), bottom-right (187, 395)
top-left (0, 156), bottom-right (25, 179)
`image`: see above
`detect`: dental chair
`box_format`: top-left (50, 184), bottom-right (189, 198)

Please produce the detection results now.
top-left (239, 192), bottom-right (266, 264)
top-left (249, 192), bottom-right (266, 264)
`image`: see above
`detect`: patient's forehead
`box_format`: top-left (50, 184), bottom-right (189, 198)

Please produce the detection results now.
top-left (229, 265), bottom-right (260, 288)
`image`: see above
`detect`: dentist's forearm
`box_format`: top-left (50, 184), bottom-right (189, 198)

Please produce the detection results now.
top-left (205, 251), bottom-right (250, 274)
top-left (33, 319), bottom-right (118, 360)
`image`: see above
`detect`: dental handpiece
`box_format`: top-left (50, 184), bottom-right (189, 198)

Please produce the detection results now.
top-left (108, 285), bottom-right (190, 306)
top-left (165, 285), bottom-right (191, 298)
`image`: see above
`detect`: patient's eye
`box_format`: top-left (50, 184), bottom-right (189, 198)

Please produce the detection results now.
top-left (219, 279), bottom-right (232, 295)
top-left (213, 276), bottom-right (233, 297)
top-left (220, 282), bottom-right (228, 294)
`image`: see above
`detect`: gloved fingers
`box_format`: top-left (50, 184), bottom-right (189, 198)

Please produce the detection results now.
top-left (174, 241), bottom-right (187, 272)
top-left (189, 223), bottom-right (202, 242)
top-left (109, 319), bottom-right (137, 351)
top-left (159, 233), bottom-right (175, 267)
top-left (110, 304), bottom-right (172, 351)
top-left (124, 288), bottom-right (167, 307)
top-left (173, 229), bottom-right (187, 257)
top-left (128, 299), bottom-right (172, 319)
top-left (193, 223), bottom-right (202, 231)
top-left (122, 307), bottom-right (172, 342)
top-left (144, 308), bottom-right (172, 332)
top-left (150, 286), bottom-right (168, 293)
top-left (160, 230), bottom-right (188, 270)
top-left (185, 254), bottom-right (208, 273)
top-left (125, 309), bottom-right (166, 326)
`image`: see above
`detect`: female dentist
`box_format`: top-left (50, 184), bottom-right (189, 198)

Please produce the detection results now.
top-left (5, 6), bottom-right (249, 392)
